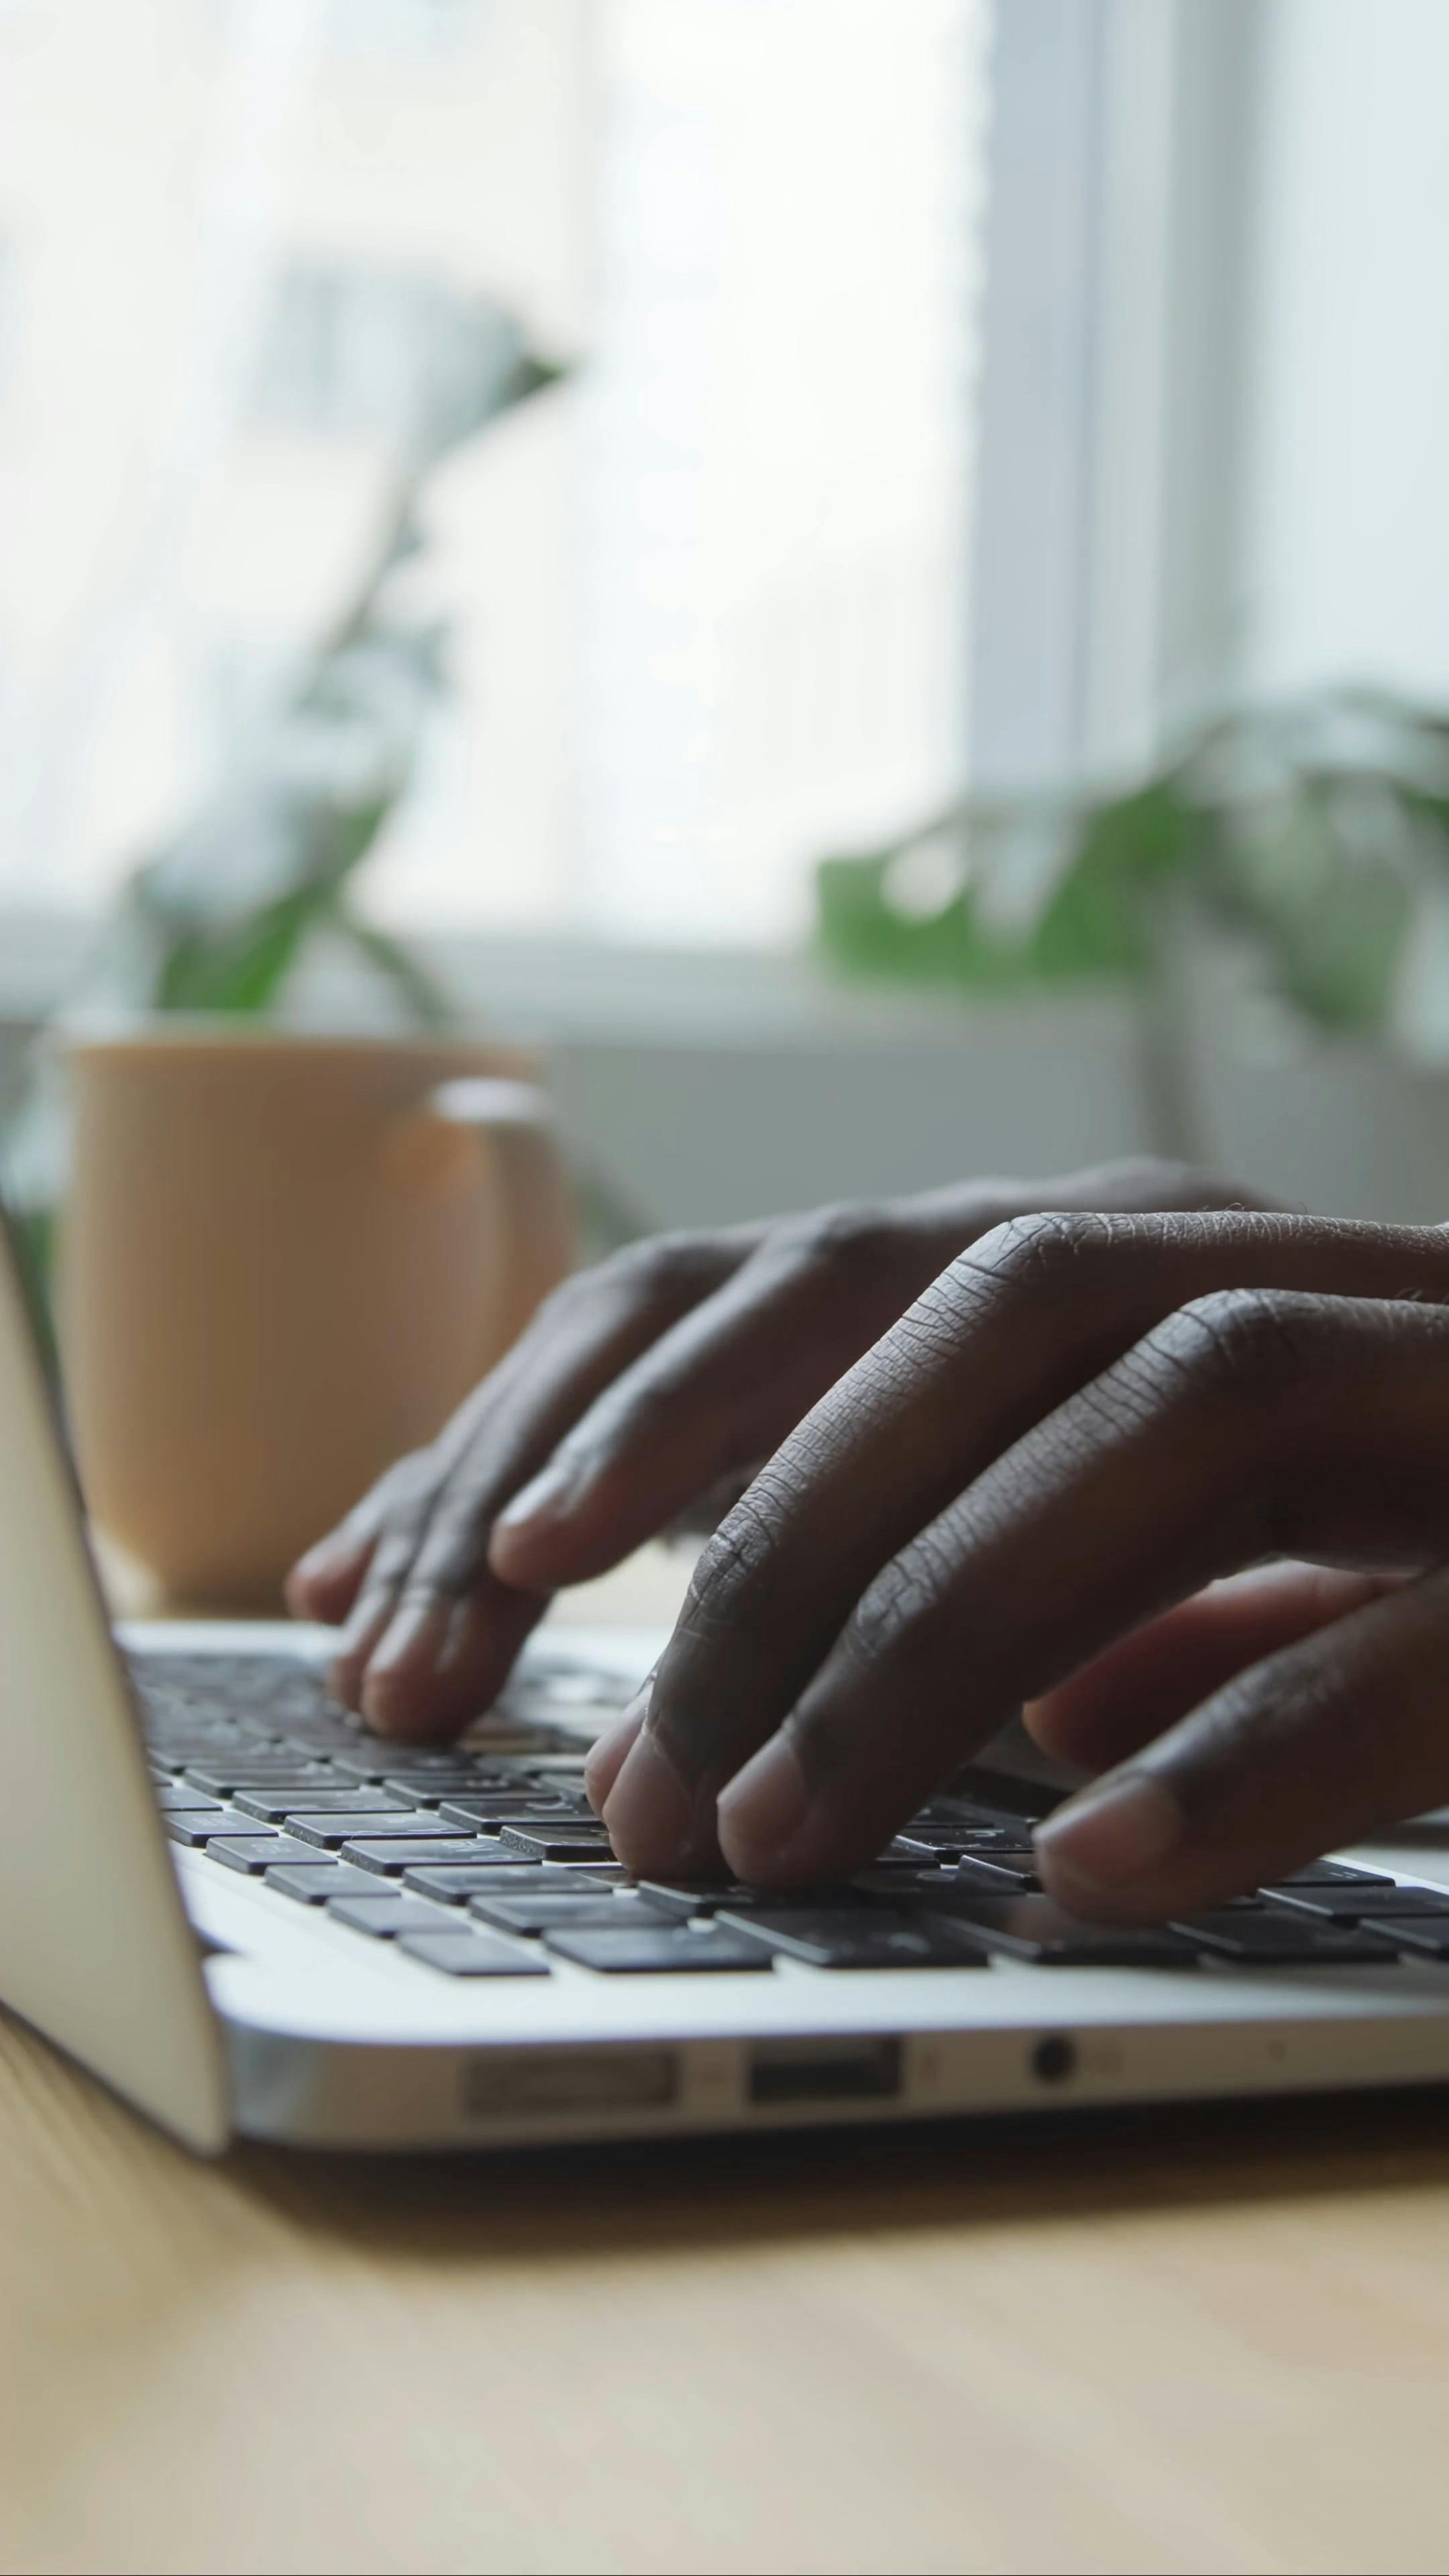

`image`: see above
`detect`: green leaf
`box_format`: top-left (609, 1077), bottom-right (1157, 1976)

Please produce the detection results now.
top-left (341, 915), bottom-right (457, 1032)
top-left (4, 1195), bottom-right (59, 1383)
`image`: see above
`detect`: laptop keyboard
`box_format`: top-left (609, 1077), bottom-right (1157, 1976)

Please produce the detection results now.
top-left (129, 1650), bottom-right (1449, 1982)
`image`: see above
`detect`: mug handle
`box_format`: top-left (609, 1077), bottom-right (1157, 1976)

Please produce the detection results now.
top-left (427, 1077), bottom-right (576, 1352)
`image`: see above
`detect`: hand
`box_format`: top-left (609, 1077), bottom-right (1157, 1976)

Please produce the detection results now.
top-left (286, 1159), bottom-right (1252, 1737)
top-left (584, 1208), bottom-right (1449, 1917)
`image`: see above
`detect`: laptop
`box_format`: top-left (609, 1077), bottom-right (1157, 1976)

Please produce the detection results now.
top-left (9, 1202), bottom-right (1449, 2154)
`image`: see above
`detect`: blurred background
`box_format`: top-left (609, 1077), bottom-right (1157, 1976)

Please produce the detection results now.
top-left (5, 0), bottom-right (1449, 1233)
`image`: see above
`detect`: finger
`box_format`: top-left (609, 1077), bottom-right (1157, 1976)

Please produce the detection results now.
top-left (285, 1513), bottom-right (382, 1625)
top-left (331, 1173), bottom-right (1274, 1720)
top-left (345, 1234), bottom-right (749, 1730)
top-left (1033, 1565), bottom-right (1449, 1919)
top-left (487, 1208), bottom-right (961, 1591)
top-left (602, 1210), bottom-right (1449, 1874)
top-left (583, 1670), bottom-right (659, 1814)
top-left (295, 1171), bottom-right (1260, 1638)
top-left (360, 1581), bottom-right (551, 1743)
top-left (1025, 1565), bottom-right (1408, 1773)
top-left (286, 1461), bottom-right (417, 1623)
top-left (713, 1291), bottom-right (1449, 1884)
top-left (490, 1167), bottom-right (1279, 1591)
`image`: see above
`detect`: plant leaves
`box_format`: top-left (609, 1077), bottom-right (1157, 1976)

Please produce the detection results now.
top-left (341, 914), bottom-right (456, 1032)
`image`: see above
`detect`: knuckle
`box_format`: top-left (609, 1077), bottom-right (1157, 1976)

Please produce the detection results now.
top-left (602, 1230), bottom-right (730, 1305)
top-left (953, 1207), bottom-right (1118, 1299)
top-left (682, 1485), bottom-right (792, 1632)
top-left (842, 1538), bottom-right (954, 1672)
top-left (767, 1200), bottom-right (898, 1274)
top-left (1159, 1287), bottom-right (1324, 1399)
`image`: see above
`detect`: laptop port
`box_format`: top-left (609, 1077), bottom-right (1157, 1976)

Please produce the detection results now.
top-left (463, 2047), bottom-right (677, 2117)
top-left (749, 2036), bottom-right (902, 2106)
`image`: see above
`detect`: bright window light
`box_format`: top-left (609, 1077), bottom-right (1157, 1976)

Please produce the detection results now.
top-left (0, 0), bottom-right (989, 947)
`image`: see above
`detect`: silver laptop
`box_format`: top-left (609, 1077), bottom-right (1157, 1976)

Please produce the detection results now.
top-left (9, 1206), bottom-right (1449, 2154)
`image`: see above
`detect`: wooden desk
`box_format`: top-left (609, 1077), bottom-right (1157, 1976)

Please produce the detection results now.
top-left (7, 1565), bottom-right (1449, 2573)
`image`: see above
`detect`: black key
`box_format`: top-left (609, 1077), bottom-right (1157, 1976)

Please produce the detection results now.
top-left (209, 1833), bottom-right (328, 1874)
top-left (1265, 1882), bottom-right (1449, 1923)
top-left (152, 1742), bottom-right (272, 1771)
top-left (154, 1787), bottom-right (233, 1815)
top-left (659, 1881), bottom-right (881, 1917)
top-left (1277, 1862), bottom-right (1394, 1888)
top-left (164, 1811), bottom-right (268, 1847)
top-left (471, 1892), bottom-right (666, 1937)
top-left (718, 1909), bottom-right (992, 1970)
top-left (437, 1796), bottom-right (582, 1829)
top-left (941, 1768), bottom-right (1059, 1823)
top-left (849, 1863), bottom-right (956, 1894)
top-left (384, 1779), bottom-right (515, 1810)
top-left (500, 1825), bottom-right (616, 1861)
top-left (328, 1896), bottom-right (459, 1939)
top-left (397, 1930), bottom-right (550, 1978)
top-left (403, 1862), bottom-right (625, 1902)
top-left (343, 1836), bottom-right (514, 1876)
top-left (272, 1731), bottom-right (373, 1762)
top-left (327, 1752), bottom-right (483, 1788)
top-left (890, 1823), bottom-right (977, 1856)
top-left (147, 1741), bottom-right (242, 1762)
top-left (949, 1853), bottom-right (1040, 1893)
top-left (135, 1649), bottom-right (315, 1697)
top-left (929, 1803), bottom-right (1037, 1843)
top-left (1173, 1912), bottom-right (1396, 1964)
top-left (376, 1750), bottom-right (496, 1779)
top-left (636, 1880), bottom-right (759, 1917)
top-left (313, 1750), bottom-right (399, 1785)
top-left (543, 1925), bottom-right (772, 1974)
top-left (266, 1861), bottom-right (384, 1904)
top-left (922, 1894), bottom-right (1198, 1967)
top-left (1362, 1917), bottom-right (1449, 1958)
top-left (287, 1812), bottom-right (470, 1850)
top-left (183, 1763), bottom-right (337, 1796)
top-left (231, 1788), bottom-right (417, 1823)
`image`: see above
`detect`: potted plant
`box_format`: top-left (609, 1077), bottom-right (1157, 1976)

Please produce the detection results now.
top-left (816, 687), bottom-right (1449, 1218)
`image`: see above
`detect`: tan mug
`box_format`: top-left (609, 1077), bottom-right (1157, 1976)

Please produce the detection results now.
top-left (56, 1027), bottom-right (576, 1607)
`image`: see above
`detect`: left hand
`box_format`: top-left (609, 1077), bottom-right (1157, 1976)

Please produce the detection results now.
top-left (586, 1207), bottom-right (1449, 1917)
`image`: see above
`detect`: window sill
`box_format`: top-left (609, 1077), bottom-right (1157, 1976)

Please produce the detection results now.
top-left (0, 906), bottom-right (1141, 1053)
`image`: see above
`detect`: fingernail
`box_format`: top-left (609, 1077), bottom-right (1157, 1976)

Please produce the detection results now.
top-left (495, 1462), bottom-right (578, 1536)
top-left (360, 1599), bottom-right (453, 1733)
top-left (329, 1593), bottom-right (396, 1705)
top-left (370, 1596), bottom-right (451, 1678)
top-left (584, 1699), bottom-right (647, 1814)
top-left (292, 1537), bottom-right (346, 1585)
top-left (1033, 1772), bottom-right (1184, 1893)
top-left (715, 1736), bottom-right (810, 1870)
top-left (602, 1728), bottom-right (696, 1868)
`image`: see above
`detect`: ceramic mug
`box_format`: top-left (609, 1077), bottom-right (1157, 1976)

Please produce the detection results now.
top-left (56, 1026), bottom-right (575, 1606)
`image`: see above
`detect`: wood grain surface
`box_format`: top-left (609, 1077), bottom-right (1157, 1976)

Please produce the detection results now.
top-left (7, 1554), bottom-right (1448, 2574)
top-left (7, 2010), bottom-right (1449, 2576)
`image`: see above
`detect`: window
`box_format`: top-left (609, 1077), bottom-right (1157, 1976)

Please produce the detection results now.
top-left (0, 0), bottom-right (989, 947)
top-left (217, 0), bottom-right (487, 66)
top-left (570, 0), bottom-right (987, 945)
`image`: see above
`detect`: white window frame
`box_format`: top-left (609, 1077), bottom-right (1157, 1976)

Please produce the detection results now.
top-left (967, 0), bottom-right (1263, 798)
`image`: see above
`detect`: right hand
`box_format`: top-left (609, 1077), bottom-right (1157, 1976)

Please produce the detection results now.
top-left (285, 1157), bottom-right (1265, 1739)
